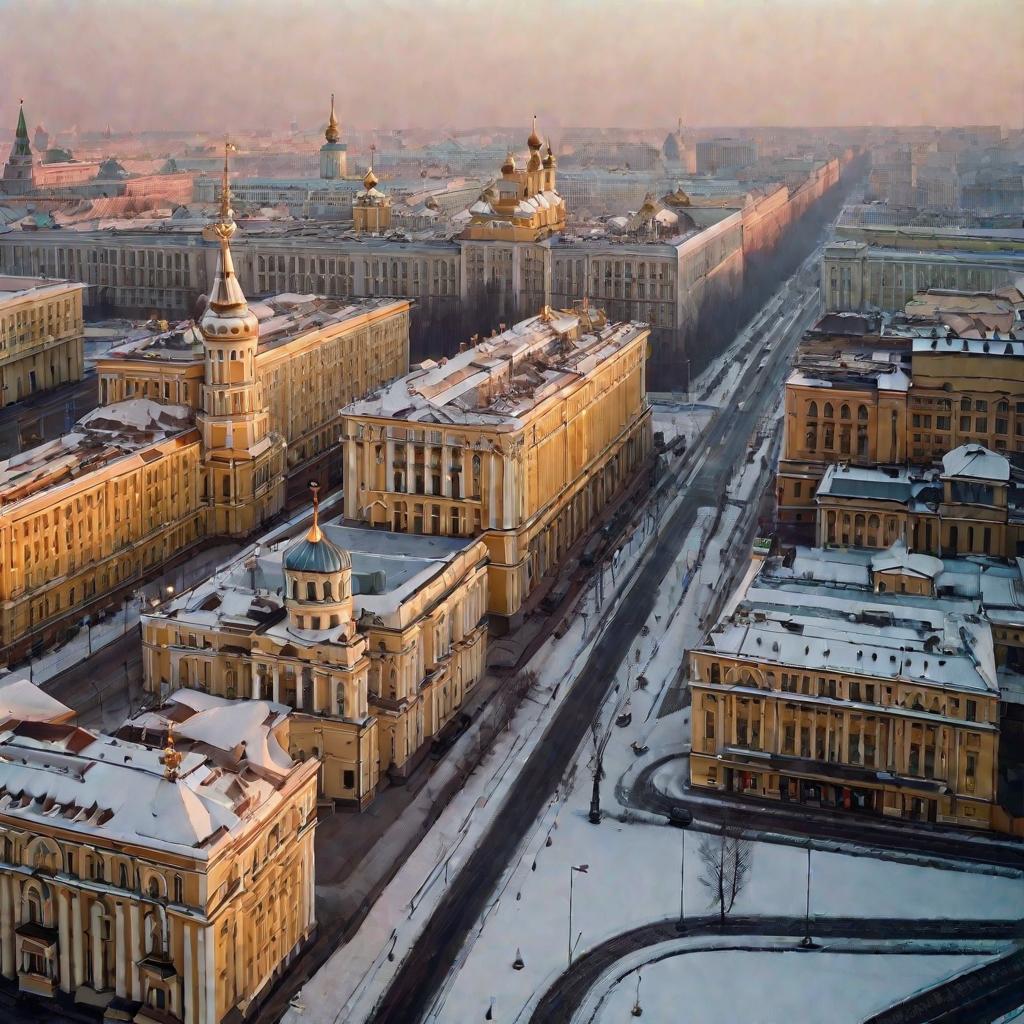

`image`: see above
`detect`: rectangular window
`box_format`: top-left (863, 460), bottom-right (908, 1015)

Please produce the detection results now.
top-left (343, 769), bottom-right (356, 790)
top-left (966, 700), bottom-right (977, 722)
top-left (705, 710), bottom-right (715, 741)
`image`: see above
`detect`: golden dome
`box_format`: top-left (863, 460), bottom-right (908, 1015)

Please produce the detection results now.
top-left (363, 165), bottom-right (379, 190)
top-left (501, 150), bottom-right (516, 175)
top-left (527, 114), bottom-right (542, 150)
top-left (527, 150), bottom-right (542, 172)
top-left (543, 141), bottom-right (555, 169)
top-left (325, 93), bottom-right (341, 145)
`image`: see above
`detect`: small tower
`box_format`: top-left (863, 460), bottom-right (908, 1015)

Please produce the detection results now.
top-left (1, 101), bottom-right (35, 196)
top-left (319, 93), bottom-right (348, 180)
top-left (198, 139), bottom-right (286, 536)
top-left (283, 482), bottom-right (355, 634)
top-left (353, 150), bottom-right (391, 234)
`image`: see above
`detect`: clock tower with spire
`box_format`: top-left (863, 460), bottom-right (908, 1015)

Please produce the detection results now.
top-left (198, 141), bottom-right (286, 535)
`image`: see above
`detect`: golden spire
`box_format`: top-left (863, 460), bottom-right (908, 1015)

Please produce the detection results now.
top-left (543, 138), bottom-right (555, 169)
top-left (161, 724), bottom-right (183, 781)
top-left (325, 92), bottom-right (341, 145)
top-left (201, 138), bottom-right (249, 317)
top-left (528, 114), bottom-right (542, 151)
top-left (306, 480), bottom-right (323, 543)
top-left (209, 136), bottom-right (237, 244)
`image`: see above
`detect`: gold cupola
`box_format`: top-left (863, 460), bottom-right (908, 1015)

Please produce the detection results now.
top-left (527, 114), bottom-right (542, 151)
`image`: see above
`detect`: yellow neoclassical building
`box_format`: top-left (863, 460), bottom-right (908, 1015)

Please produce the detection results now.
top-left (142, 492), bottom-right (489, 807)
top-left (815, 444), bottom-right (1024, 559)
top-left (689, 547), bottom-right (1002, 828)
top-left (0, 274), bottom-right (85, 407)
top-left (340, 305), bottom-right (652, 623)
top-left (0, 683), bottom-right (319, 1023)
top-left (0, 153), bottom-right (410, 663)
top-left (778, 311), bottom-right (1024, 533)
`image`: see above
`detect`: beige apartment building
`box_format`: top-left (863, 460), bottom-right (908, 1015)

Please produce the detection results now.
top-left (142, 497), bottom-right (488, 807)
top-left (0, 160), bottom-right (410, 663)
top-left (690, 547), bottom-right (1001, 828)
top-left (0, 683), bottom-right (319, 1023)
top-left (0, 275), bottom-right (85, 407)
top-left (341, 306), bottom-right (652, 623)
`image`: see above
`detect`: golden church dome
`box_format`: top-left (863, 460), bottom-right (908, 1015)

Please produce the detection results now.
top-left (363, 165), bottom-right (379, 190)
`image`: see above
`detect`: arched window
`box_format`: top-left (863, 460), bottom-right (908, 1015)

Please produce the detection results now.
top-left (840, 403), bottom-right (851, 420)
top-left (323, 581), bottom-right (333, 600)
top-left (858, 404), bottom-right (869, 421)
top-left (807, 401), bottom-right (818, 418)
top-left (306, 581), bottom-right (317, 601)
top-left (823, 402), bottom-right (834, 419)
top-left (291, 581), bottom-right (299, 600)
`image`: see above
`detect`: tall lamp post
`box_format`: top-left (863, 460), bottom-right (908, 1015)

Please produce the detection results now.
top-left (568, 864), bottom-right (589, 968)
top-left (668, 807), bottom-right (693, 932)
top-left (799, 841), bottom-right (817, 949)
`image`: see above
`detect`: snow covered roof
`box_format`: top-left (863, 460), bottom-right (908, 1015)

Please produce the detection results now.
top-left (941, 444), bottom-right (1010, 482)
top-left (0, 399), bottom-right (194, 508)
top-left (0, 693), bottom-right (305, 858)
top-left (151, 519), bottom-right (481, 632)
top-left (104, 296), bottom-right (408, 363)
top-left (698, 546), bottom-right (1008, 698)
top-left (0, 676), bottom-right (74, 725)
top-left (870, 541), bottom-right (944, 579)
top-left (344, 311), bottom-right (646, 428)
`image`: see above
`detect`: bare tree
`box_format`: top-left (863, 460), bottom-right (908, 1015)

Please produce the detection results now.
top-left (697, 826), bottom-right (754, 924)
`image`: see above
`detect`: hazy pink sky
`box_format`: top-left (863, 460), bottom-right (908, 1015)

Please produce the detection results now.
top-left (2, 0), bottom-right (1021, 132)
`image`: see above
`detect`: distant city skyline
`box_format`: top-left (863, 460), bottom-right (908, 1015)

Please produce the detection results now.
top-left (1, 0), bottom-right (1021, 134)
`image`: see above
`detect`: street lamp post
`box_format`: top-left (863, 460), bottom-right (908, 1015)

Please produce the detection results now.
top-left (668, 807), bottom-right (693, 932)
top-left (568, 864), bottom-right (589, 968)
top-left (799, 841), bottom-right (817, 949)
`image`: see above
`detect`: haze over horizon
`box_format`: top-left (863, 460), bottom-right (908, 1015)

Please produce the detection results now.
top-left (1, 0), bottom-right (1021, 134)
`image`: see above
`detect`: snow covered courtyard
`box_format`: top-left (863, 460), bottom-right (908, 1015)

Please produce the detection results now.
top-left (588, 949), bottom-right (998, 1024)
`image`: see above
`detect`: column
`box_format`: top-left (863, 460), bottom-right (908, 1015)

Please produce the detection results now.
top-left (272, 665), bottom-right (281, 704)
top-left (114, 903), bottom-right (126, 997)
top-left (251, 664), bottom-right (261, 701)
top-left (58, 890), bottom-right (71, 992)
top-left (203, 924), bottom-right (217, 1024)
top-left (385, 439), bottom-right (395, 492)
top-left (72, 894), bottom-right (84, 988)
top-left (406, 444), bottom-right (415, 499)
top-left (129, 903), bottom-right (142, 1001)
top-left (502, 455), bottom-right (516, 530)
top-left (331, 677), bottom-right (340, 718)
top-left (442, 445), bottom-right (452, 498)
top-left (183, 925), bottom-right (194, 1024)
top-left (425, 446), bottom-right (435, 495)
top-left (295, 671), bottom-right (304, 710)
top-left (488, 453), bottom-right (499, 529)
top-left (0, 874), bottom-right (13, 979)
